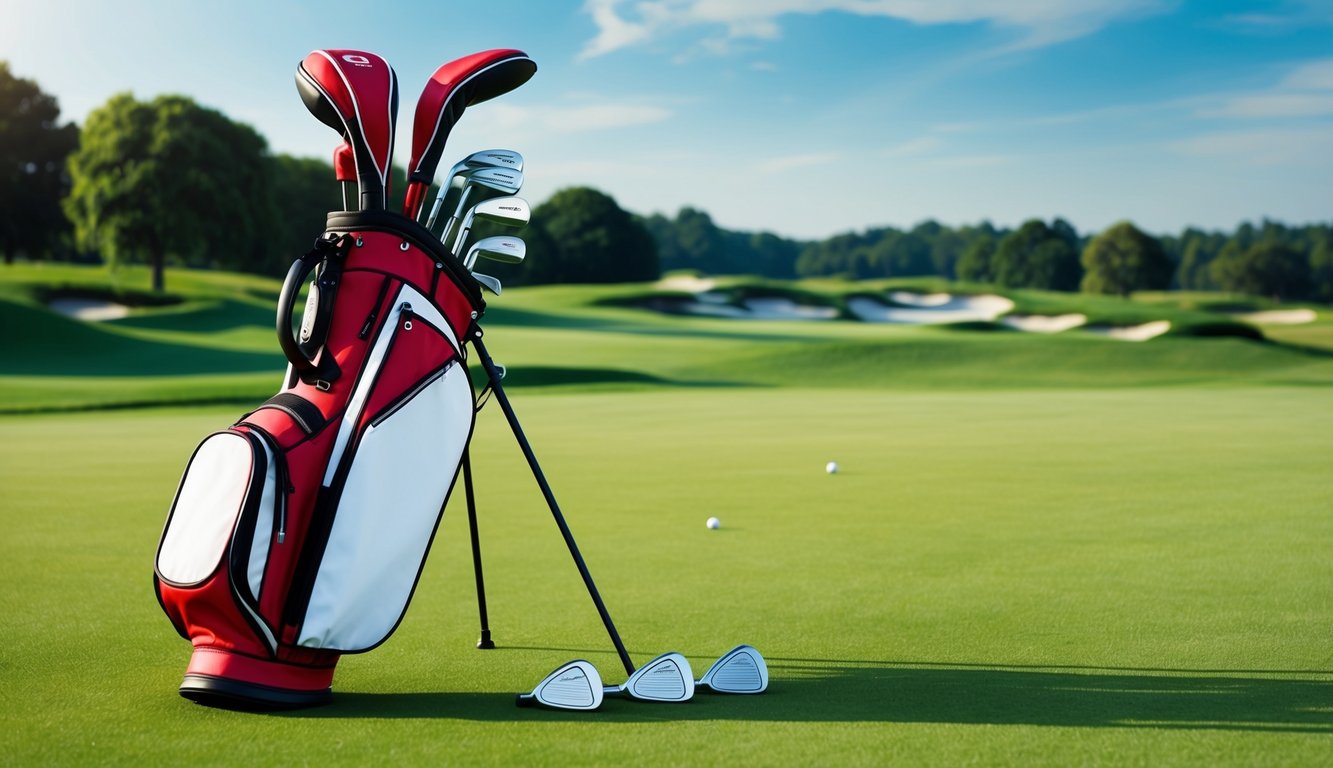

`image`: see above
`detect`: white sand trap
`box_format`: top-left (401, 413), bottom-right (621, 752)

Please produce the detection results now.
top-left (657, 275), bottom-right (716, 293)
top-left (1235, 309), bottom-right (1317, 325)
top-left (888, 291), bottom-right (954, 307)
top-left (1001, 313), bottom-right (1088, 333)
top-left (848, 293), bottom-right (1015, 324)
top-left (743, 298), bottom-right (838, 320)
top-left (49, 298), bottom-right (131, 321)
top-left (1085, 320), bottom-right (1171, 341)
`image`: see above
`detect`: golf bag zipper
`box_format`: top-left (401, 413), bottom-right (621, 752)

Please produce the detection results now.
top-left (244, 425), bottom-right (292, 545)
top-left (358, 275), bottom-right (394, 339)
top-left (369, 361), bottom-right (454, 428)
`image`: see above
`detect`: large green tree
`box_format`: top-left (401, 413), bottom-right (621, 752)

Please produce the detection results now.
top-left (500, 187), bottom-right (657, 285)
top-left (1080, 221), bottom-right (1172, 297)
top-left (1210, 241), bottom-right (1311, 301)
top-left (992, 219), bottom-right (1082, 291)
top-left (64, 93), bottom-right (274, 290)
top-left (1, 62), bottom-right (80, 263)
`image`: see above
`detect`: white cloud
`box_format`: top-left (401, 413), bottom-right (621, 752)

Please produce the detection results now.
top-left (756, 151), bottom-right (840, 173)
top-left (1281, 58), bottom-right (1333, 91)
top-left (1171, 128), bottom-right (1333, 166)
top-left (579, 0), bottom-right (1173, 59)
top-left (1204, 56), bottom-right (1333, 118)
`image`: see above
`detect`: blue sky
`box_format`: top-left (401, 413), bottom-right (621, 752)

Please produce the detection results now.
top-left (3, 1), bottom-right (1331, 239)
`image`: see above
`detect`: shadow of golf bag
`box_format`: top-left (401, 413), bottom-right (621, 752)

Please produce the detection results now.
top-left (154, 210), bottom-right (486, 709)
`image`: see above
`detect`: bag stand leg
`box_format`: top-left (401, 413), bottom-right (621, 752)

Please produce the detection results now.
top-left (469, 334), bottom-right (637, 676)
top-left (461, 449), bottom-right (496, 649)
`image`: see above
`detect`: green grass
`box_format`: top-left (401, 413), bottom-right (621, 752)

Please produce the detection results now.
top-left (2, 389), bottom-right (1331, 765)
top-left (1, 263), bottom-right (1331, 765)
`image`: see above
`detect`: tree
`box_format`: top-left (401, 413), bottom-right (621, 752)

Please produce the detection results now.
top-left (955, 235), bottom-right (996, 283)
top-left (1310, 236), bottom-right (1333, 302)
top-left (1080, 221), bottom-right (1172, 297)
top-left (269, 154), bottom-right (341, 261)
top-left (0, 62), bottom-right (80, 263)
top-left (506, 187), bottom-right (657, 284)
top-left (1210, 242), bottom-right (1311, 300)
top-left (992, 219), bottom-right (1082, 291)
top-left (64, 93), bottom-right (274, 290)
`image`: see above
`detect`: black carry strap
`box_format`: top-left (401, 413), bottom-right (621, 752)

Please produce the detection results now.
top-left (277, 233), bottom-right (352, 388)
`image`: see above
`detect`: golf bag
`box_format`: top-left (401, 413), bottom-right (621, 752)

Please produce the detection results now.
top-left (154, 210), bottom-right (486, 709)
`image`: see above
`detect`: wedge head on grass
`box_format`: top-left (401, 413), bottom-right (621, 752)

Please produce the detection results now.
top-left (516, 659), bottom-right (603, 711)
top-left (604, 652), bottom-right (694, 703)
top-left (697, 644), bottom-right (768, 694)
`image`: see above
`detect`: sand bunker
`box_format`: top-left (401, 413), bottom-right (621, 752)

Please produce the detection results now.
top-left (1235, 309), bottom-right (1317, 325)
top-left (1085, 320), bottom-right (1171, 341)
top-left (49, 298), bottom-right (131, 321)
top-left (675, 293), bottom-right (838, 320)
top-left (656, 275), bottom-right (717, 293)
top-left (848, 293), bottom-right (1015, 324)
top-left (1001, 314), bottom-right (1088, 333)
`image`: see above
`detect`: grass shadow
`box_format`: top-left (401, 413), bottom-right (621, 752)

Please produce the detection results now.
top-left (275, 655), bottom-right (1333, 731)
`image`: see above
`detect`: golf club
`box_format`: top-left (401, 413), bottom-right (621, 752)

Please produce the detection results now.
top-left (516, 660), bottom-right (603, 711)
top-left (402, 49), bottom-right (536, 219)
top-left (452, 197), bottom-right (531, 263)
top-left (464, 236), bottom-right (526, 269)
top-left (696, 645), bottom-right (768, 694)
top-left (427, 166), bottom-right (524, 241)
top-left (420, 149), bottom-right (523, 228)
top-left (473, 272), bottom-right (502, 295)
top-left (602, 652), bottom-right (694, 703)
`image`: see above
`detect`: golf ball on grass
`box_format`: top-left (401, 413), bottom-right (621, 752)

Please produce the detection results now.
top-left (826, 461), bottom-right (839, 474)
top-left (706, 516), bottom-right (721, 530)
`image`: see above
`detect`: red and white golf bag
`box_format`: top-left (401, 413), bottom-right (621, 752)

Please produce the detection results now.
top-left (154, 211), bottom-right (486, 708)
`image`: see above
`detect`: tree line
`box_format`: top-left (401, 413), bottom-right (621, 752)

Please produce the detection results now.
top-left (3, 61), bottom-right (1330, 301)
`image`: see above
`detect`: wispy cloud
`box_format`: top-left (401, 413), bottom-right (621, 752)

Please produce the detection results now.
top-left (756, 151), bottom-right (840, 173)
top-left (1203, 56), bottom-right (1333, 118)
top-left (1171, 128), bottom-right (1333, 166)
top-left (485, 101), bottom-right (673, 134)
top-left (579, 0), bottom-right (1174, 60)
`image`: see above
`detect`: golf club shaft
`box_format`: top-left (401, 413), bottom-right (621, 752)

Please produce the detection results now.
top-left (461, 449), bottom-right (495, 649)
top-left (473, 335), bottom-right (636, 676)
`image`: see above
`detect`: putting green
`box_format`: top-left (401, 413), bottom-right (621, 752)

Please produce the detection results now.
top-left (2, 386), bottom-right (1330, 766)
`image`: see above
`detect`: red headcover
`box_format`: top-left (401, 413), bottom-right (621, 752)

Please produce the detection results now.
top-left (296, 50), bottom-right (399, 210)
top-left (402, 49), bottom-right (536, 218)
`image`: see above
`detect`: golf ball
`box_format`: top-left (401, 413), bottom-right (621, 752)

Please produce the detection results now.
top-left (706, 516), bottom-right (721, 530)
top-left (826, 461), bottom-right (839, 474)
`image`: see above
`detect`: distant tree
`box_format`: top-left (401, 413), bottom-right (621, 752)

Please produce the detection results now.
top-left (1310, 236), bottom-right (1333, 302)
top-left (1080, 221), bottom-right (1172, 297)
top-left (955, 235), bottom-right (996, 283)
top-left (65, 93), bottom-right (274, 290)
top-left (509, 187), bottom-right (657, 284)
top-left (992, 219), bottom-right (1082, 291)
top-left (1210, 241), bottom-right (1311, 300)
top-left (269, 154), bottom-right (341, 261)
top-left (0, 62), bottom-right (80, 263)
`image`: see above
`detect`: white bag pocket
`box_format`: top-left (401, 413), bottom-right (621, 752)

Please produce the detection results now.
top-left (296, 359), bottom-right (474, 651)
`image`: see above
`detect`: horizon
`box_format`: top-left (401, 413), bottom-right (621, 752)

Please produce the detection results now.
top-left (3, 0), bottom-right (1331, 240)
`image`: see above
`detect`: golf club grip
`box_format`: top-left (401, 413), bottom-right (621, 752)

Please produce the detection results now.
top-left (473, 336), bottom-right (637, 676)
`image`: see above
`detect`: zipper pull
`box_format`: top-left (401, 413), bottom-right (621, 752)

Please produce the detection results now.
top-left (402, 302), bottom-right (414, 331)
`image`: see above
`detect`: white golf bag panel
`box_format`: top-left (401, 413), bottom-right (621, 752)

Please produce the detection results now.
top-left (157, 430), bottom-right (279, 590)
top-left (297, 358), bottom-right (475, 650)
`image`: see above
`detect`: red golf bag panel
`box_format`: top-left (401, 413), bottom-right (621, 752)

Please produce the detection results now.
top-left (155, 210), bottom-right (485, 708)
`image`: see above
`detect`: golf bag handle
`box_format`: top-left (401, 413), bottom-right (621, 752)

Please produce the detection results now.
top-left (277, 234), bottom-right (348, 387)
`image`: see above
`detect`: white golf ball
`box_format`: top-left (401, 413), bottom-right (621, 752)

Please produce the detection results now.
top-left (706, 516), bottom-right (721, 530)
top-left (826, 461), bottom-right (839, 474)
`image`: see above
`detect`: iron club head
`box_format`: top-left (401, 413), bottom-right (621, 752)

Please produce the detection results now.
top-left (452, 196), bottom-right (531, 259)
top-left (696, 644), bottom-right (768, 694)
top-left (473, 272), bottom-right (502, 295)
top-left (603, 652), bottom-right (695, 703)
top-left (516, 659), bottom-right (603, 711)
top-left (466, 236), bottom-right (526, 268)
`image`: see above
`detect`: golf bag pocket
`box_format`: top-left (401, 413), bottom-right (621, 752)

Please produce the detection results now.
top-left (156, 429), bottom-right (285, 653)
top-left (295, 354), bottom-right (474, 651)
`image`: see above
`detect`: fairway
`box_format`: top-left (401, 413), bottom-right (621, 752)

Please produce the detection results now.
top-left (2, 384), bottom-right (1331, 766)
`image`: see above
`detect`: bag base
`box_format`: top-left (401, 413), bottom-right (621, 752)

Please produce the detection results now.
top-left (179, 647), bottom-right (336, 710)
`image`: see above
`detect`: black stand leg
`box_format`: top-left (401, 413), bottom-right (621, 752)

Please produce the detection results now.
top-left (462, 449), bottom-right (495, 649)
top-left (472, 334), bottom-right (636, 676)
